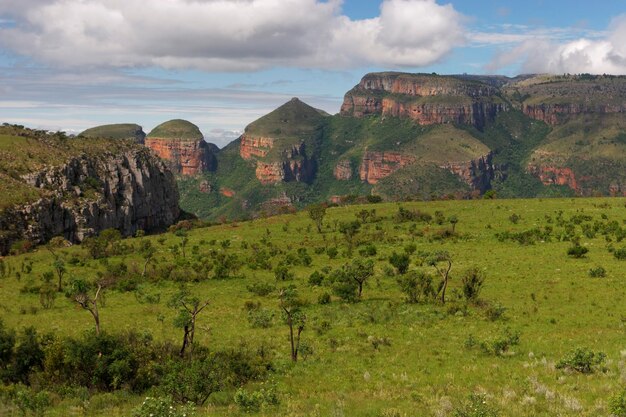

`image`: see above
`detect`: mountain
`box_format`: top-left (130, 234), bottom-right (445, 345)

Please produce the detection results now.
top-left (145, 119), bottom-right (218, 176)
top-left (0, 124), bottom-right (180, 254)
top-left (79, 123), bottom-right (146, 144)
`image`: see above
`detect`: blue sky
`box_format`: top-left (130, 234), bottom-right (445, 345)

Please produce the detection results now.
top-left (0, 0), bottom-right (624, 146)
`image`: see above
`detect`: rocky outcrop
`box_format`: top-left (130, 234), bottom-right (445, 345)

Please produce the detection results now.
top-left (527, 165), bottom-right (579, 191)
top-left (145, 138), bottom-right (217, 176)
top-left (240, 135), bottom-right (274, 159)
top-left (0, 148), bottom-right (180, 254)
top-left (334, 160), bottom-right (353, 180)
top-left (341, 73), bottom-right (507, 130)
top-left (523, 103), bottom-right (626, 125)
top-left (244, 139), bottom-right (317, 185)
top-left (145, 119), bottom-right (218, 176)
top-left (440, 154), bottom-right (495, 192)
top-left (359, 151), bottom-right (416, 184)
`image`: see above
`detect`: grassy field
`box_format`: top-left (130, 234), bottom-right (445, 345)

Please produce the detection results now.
top-left (1, 197), bottom-right (625, 416)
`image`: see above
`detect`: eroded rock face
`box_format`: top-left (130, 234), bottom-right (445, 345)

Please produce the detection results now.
top-left (334, 160), bottom-right (353, 180)
top-left (528, 165), bottom-right (579, 191)
top-left (341, 73), bottom-right (507, 130)
top-left (145, 138), bottom-right (217, 176)
top-left (359, 151), bottom-right (416, 184)
top-left (0, 148), bottom-right (180, 254)
top-left (523, 104), bottom-right (626, 125)
top-left (440, 154), bottom-right (495, 192)
top-left (240, 135), bottom-right (274, 159)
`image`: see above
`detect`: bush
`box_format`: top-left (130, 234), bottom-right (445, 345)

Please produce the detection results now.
top-left (588, 266), bottom-right (606, 278)
top-left (308, 271), bottom-right (325, 286)
top-left (233, 383), bottom-right (279, 413)
top-left (389, 252), bottom-right (410, 275)
top-left (359, 244), bottom-right (377, 257)
top-left (247, 309), bottom-right (274, 329)
top-left (461, 267), bottom-right (485, 302)
top-left (318, 292), bottom-right (331, 305)
top-left (484, 303), bottom-right (507, 321)
top-left (326, 247), bottom-right (338, 259)
top-left (556, 347), bottom-right (606, 373)
top-left (246, 282), bottom-right (275, 297)
top-left (614, 247), bottom-right (626, 260)
top-left (567, 244), bottom-right (588, 258)
top-left (132, 396), bottom-right (195, 417)
top-left (397, 271), bottom-right (434, 304)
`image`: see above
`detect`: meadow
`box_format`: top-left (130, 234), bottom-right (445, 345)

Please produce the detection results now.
top-left (0, 197), bottom-right (625, 417)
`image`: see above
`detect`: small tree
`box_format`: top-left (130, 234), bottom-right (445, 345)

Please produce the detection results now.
top-left (389, 252), bottom-right (410, 275)
top-left (278, 286), bottom-right (306, 362)
top-left (330, 258), bottom-right (374, 301)
top-left (169, 287), bottom-right (210, 358)
top-left (307, 204), bottom-right (327, 233)
top-left (397, 271), bottom-right (435, 303)
top-left (139, 240), bottom-right (156, 278)
top-left (68, 278), bottom-right (103, 335)
top-left (338, 220), bottom-right (361, 257)
top-left (53, 259), bottom-right (66, 292)
top-left (448, 215), bottom-right (459, 233)
top-left (427, 251), bottom-right (453, 304)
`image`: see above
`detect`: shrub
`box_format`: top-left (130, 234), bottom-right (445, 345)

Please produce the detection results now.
top-left (246, 282), bottom-right (275, 297)
top-left (461, 267), bottom-right (485, 302)
top-left (233, 383), bottom-right (279, 413)
top-left (567, 244), bottom-right (588, 258)
top-left (484, 303), bottom-right (507, 321)
top-left (397, 271), bottom-right (435, 304)
top-left (317, 292), bottom-right (331, 305)
top-left (308, 271), bottom-right (325, 286)
top-left (556, 347), bottom-right (606, 373)
top-left (389, 252), bottom-right (410, 275)
top-left (614, 247), bottom-right (626, 260)
top-left (326, 247), bottom-right (338, 259)
top-left (358, 244), bottom-right (377, 257)
top-left (132, 396), bottom-right (196, 417)
top-left (588, 266), bottom-right (606, 278)
top-left (247, 309), bottom-right (274, 329)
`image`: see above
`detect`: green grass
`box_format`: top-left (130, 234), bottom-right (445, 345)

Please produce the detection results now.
top-left (1, 197), bottom-right (626, 416)
top-left (147, 119), bottom-right (203, 140)
top-left (79, 124), bottom-right (144, 141)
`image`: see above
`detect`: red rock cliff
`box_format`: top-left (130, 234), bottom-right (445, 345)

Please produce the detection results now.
top-left (240, 135), bottom-right (274, 160)
top-left (523, 103), bottom-right (626, 125)
top-left (341, 73), bottom-right (506, 130)
top-left (145, 138), bottom-right (216, 176)
top-left (359, 151), bottom-right (416, 184)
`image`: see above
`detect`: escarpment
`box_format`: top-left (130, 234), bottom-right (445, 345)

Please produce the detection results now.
top-left (0, 126), bottom-right (180, 255)
top-left (340, 72), bottom-right (507, 130)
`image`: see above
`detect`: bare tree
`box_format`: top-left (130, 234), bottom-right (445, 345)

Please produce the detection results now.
top-left (69, 278), bottom-right (103, 335)
top-left (279, 286), bottom-right (306, 362)
top-left (428, 251), bottom-right (453, 304)
top-left (169, 287), bottom-right (210, 358)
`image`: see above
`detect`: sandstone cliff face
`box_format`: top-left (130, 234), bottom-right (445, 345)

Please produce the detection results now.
top-left (241, 137), bottom-right (317, 184)
top-left (440, 154), bottom-right (495, 192)
top-left (240, 135), bottom-right (274, 159)
top-left (341, 73), bottom-right (507, 130)
top-left (145, 138), bottom-right (217, 176)
top-left (0, 149), bottom-right (180, 254)
top-left (359, 151), bottom-right (416, 184)
top-left (334, 160), bottom-right (353, 180)
top-left (527, 165), bottom-right (579, 192)
top-left (523, 103), bottom-right (626, 125)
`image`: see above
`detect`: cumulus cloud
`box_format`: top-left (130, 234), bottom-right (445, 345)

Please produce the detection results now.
top-left (486, 15), bottom-right (626, 74)
top-left (0, 0), bottom-right (465, 71)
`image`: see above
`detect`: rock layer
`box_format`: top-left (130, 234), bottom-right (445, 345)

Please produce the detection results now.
top-left (145, 138), bottom-right (217, 176)
top-left (523, 104), bottom-right (626, 125)
top-left (0, 148), bottom-right (180, 254)
top-left (240, 135), bottom-right (274, 159)
top-left (359, 151), bottom-right (416, 184)
top-left (341, 73), bottom-right (506, 130)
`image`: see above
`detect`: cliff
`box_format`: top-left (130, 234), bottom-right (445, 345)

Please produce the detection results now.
top-left (145, 119), bottom-right (218, 176)
top-left (340, 73), bottom-right (507, 130)
top-left (0, 126), bottom-right (180, 254)
top-left (239, 98), bottom-right (326, 184)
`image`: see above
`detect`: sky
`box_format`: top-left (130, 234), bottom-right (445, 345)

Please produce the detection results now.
top-left (0, 0), bottom-right (625, 147)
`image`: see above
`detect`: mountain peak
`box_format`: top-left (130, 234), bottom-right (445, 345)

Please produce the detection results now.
top-left (147, 119), bottom-right (203, 141)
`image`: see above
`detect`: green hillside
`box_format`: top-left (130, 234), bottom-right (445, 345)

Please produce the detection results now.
top-left (1, 198), bottom-right (625, 416)
top-left (79, 123), bottom-right (145, 142)
top-left (148, 119), bottom-right (203, 140)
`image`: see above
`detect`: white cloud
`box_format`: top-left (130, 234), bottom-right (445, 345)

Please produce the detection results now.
top-left (486, 15), bottom-right (626, 74)
top-left (0, 0), bottom-right (465, 71)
